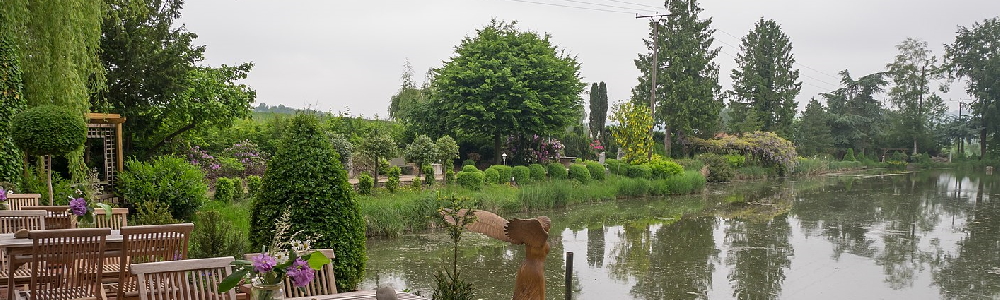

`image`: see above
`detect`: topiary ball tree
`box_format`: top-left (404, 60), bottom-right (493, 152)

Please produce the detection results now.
top-left (249, 113), bottom-right (366, 291)
top-left (10, 105), bottom-right (86, 203)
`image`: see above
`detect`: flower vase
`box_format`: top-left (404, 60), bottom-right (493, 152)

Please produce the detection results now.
top-left (250, 282), bottom-right (284, 300)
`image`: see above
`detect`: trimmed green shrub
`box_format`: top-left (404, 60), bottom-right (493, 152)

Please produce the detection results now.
top-left (357, 173), bottom-right (374, 195)
top-left (456, 171), bottom-right (485, 190)
top-left (422, 164), bottom-right (435, 186)
top-left (132, 201), bottom-right (179, 225)
top-left (698, 153), bottom-right (734, 182)
top-left (844, 148), bottom-right (856, 161)
top-left (626, 164), bottom-right (652, 179)
top-left (445, 169), bottom-right (456, 184)
top-left (246, 175), bottom-right (262, 197)
top-left (547, 163), bottom-right (567, 179)
top-left (723, 154), bottom-right (746, 168)
top-left (484, 168), bottom-right (502, 184)
top-left (489, 165), bottom-right (513, 183)
top-left (584, 161), bottom-right (605, 181)
top-left (411, 176), bottom-right (423, 189)
top-left (568, 164), bottom-right (591, 183)
top-left (462, 165), bottom-right (479, 173)
top-left (404, 135), bottom-right (437, 170)
top-left (648, 159), bottom-right (683, 178)
top-left (118, 156), bottom-right (208, 221)
top-left (462, 159), bottom-right (476, 166)
top-left (512, 166), bottom-right (531, 184)
top-left (249, 114), bottom-right (366, 291)
top-left (605, 159), bottom-right (627, 175)
top-left (191, 210), bottom-right (248, 259)
top-left (214, 177), bottom-right (236, 203)
top-left (11, 105), bottom-right (86, 156)
top-left (386, 166), bottom-right (401, 193)
top-left (528, 164), bottom-right (546, 181)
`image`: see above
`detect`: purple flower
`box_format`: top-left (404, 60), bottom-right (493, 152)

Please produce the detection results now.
top-left (0, 188), bottom-right (6, 201)
top-left (210, 164), bottom-right (221, 170)
top-left (69, 198), bottom-right (87, 216)
top-left (250, 253), bottom-right (277, 273)
top-left (285, 258), bottom-right (315, 287)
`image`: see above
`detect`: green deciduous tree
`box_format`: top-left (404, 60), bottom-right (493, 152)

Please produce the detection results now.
top-left (727, 18), bottom-right (801, 137)
top-left (388, 59), bottom-right (429, 123)
top-left (94, 0), bottom-right (206, 157)
top-left (404, 135), bottom-right (437, 173)
top-left (886, 38), bottom-right (946, 155)
top-left (793, 98), bottom-right (833, 156)
top-left (610, 101), bottom-right (654, 164)
top-left (434, 135), bottom-right (460, 168)
top-left (249, 113), bottom-right (366, 291)
top-left (824, 70), bottom-right (888, 155)
top-left (429, 19), bottom-right (585, 164)
top-left (633, 0), bottom-right (722, 157)
top-left (589, 82), bottom-right (609, 140)
top-left (944, 17), bottom-right (1000, 159)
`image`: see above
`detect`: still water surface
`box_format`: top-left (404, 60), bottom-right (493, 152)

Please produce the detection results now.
top-left (362, 170), bottom-right (998, 299)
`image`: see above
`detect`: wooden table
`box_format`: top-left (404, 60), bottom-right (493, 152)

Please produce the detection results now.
top-left (0, 230), bottom-right (122, 299)
top-left (286, 290), bottom-right (429, 300)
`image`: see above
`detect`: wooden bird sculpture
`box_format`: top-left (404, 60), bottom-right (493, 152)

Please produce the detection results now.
top-left (442, 209), bottom-right (551, 300)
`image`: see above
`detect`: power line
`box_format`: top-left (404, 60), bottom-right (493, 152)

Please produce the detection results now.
top-left (495, 0), bottom-right (652, 14)
top-left (554, 0), bottom-right (660, 13)
top-left (602, 0), bottom-right (661, 9)
top-left (716, 27), bottom-right (842, 81)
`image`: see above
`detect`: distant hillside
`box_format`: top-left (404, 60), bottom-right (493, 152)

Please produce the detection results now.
top-left (253, 103), bottom-right (299, 114)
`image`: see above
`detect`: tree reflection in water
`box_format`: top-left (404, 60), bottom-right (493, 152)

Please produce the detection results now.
top-left (361, 170), bottom-right (1000, 300)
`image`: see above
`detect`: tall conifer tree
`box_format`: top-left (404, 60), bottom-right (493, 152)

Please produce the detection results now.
top-left (589, 81), bottom-right (608, 140)
top-left (728, 18), bottom-right (801, 137)
top-left (632, 0), bottom-right (722, 157)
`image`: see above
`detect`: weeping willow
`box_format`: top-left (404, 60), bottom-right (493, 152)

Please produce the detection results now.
top-left (1, 0), bottom-right (105, 183)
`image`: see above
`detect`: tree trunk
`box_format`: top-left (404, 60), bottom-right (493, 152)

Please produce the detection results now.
top-left (46, 155), bottom-right (53, 205)
top-left (494, 133), bottom-right (502, 165)
top-left (980, 127), bottom-right (987, 161)
top-left (663, 126), bottom-right (672, 158)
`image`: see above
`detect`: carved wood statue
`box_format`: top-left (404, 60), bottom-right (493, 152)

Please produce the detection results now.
top-left (443, 210), bottom-right (551, 300)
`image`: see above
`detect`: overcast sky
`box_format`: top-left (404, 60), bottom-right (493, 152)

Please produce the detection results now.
top-left (178, 0), bottom-right (999, 118)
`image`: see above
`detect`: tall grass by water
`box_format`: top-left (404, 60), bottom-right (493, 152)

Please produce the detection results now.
top-left (356, 172), bottom-right (706, 237)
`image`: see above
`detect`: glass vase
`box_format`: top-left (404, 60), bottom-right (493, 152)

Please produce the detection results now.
top-left (250, 282), bottom-right (284, 300)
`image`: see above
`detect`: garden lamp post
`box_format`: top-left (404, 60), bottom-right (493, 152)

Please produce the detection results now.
top-left (502, 153), bottom-right (507, 165)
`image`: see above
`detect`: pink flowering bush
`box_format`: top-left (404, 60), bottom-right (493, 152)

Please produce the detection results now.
top-left (690, 131), bottom-right (798, 174)
top-left (504, 134), bottom-right (564, 164)
top-left (188, 140), bottom-right (268, 179)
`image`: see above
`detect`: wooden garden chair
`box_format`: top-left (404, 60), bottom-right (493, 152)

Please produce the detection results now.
top-left (0, 210), bottom-right (46, 296)
top-left (5, 194), bottom-right (40, 211)
top-left (242, 249), bottom-right (338, 297)
top-left (21, 228), bottom-right (110, 300)
top-left (129, 257), bottom-right (237, 300)
top-left (92, 208), bottom-right (128, 230)
top-left (113, 223), bottom-right (194, 300)
top-left (18, 206), bottom-right (76, 230)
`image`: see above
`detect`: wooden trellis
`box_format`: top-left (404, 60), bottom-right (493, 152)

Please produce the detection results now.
top-left (86, 113), bottom-right (125, 189)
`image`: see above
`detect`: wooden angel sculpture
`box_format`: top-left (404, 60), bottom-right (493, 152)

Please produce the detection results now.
top-left (443, 209), bottom-right (551, 300)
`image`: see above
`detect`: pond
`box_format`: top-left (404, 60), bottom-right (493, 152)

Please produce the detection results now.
top-left (360, 169), bottom-right (998, 300)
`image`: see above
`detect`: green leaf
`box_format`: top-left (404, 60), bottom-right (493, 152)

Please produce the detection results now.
top-left (218, 267), bottom-right (249, 292)
top-left (95, 203), bottom-right (112, 220)
top-left (304, 251), bottom-right (331, 270)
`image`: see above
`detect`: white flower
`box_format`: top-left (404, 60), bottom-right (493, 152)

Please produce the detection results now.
top-left (274, 251), bottom-right (289, 264)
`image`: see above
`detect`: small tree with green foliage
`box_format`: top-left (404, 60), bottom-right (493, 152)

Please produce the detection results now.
top-left (11, 105), bottom-right (86, 203)
top-left (610, 101), bottom-right (653, 164)
top-left (844, 149), bottom-right (856, 161)
top-left (0, 36), bottom-right (24, 186)
top-left (386, 166), bottom-right (401, 193)
top-left (404, 135), bottom-right (437, 174)
top-left (435, 135), bottom-right (460, 168)
top-left (357, 173), bottom-right (374, 196)
top-left (249, 113), bottom-right (366, 291)
top-left (434, 196), bottom-right (477, 300)
top-left (213, 177), bottom-right (236, 203)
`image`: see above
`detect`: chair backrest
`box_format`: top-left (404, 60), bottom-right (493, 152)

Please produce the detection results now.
top-left (0, 210), bottom-right (46, 233)
top-left (19, 206), bottom-right (76, 229)
top-left (6, 193), bottom-right (41, 210)
top-left (28, 228), bottom-right (111, 300)
top-left (243, 249), bottom-right (338, 296)
top-left (118, 223), bottom-right (195, 299)
top-left (93, 207), bottom-right (129, 229)
top-left (129, 256), bottom-right (237, 300)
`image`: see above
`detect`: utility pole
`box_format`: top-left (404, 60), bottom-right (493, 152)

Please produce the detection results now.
top-left (637, 13), bottom-right (670, 158)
